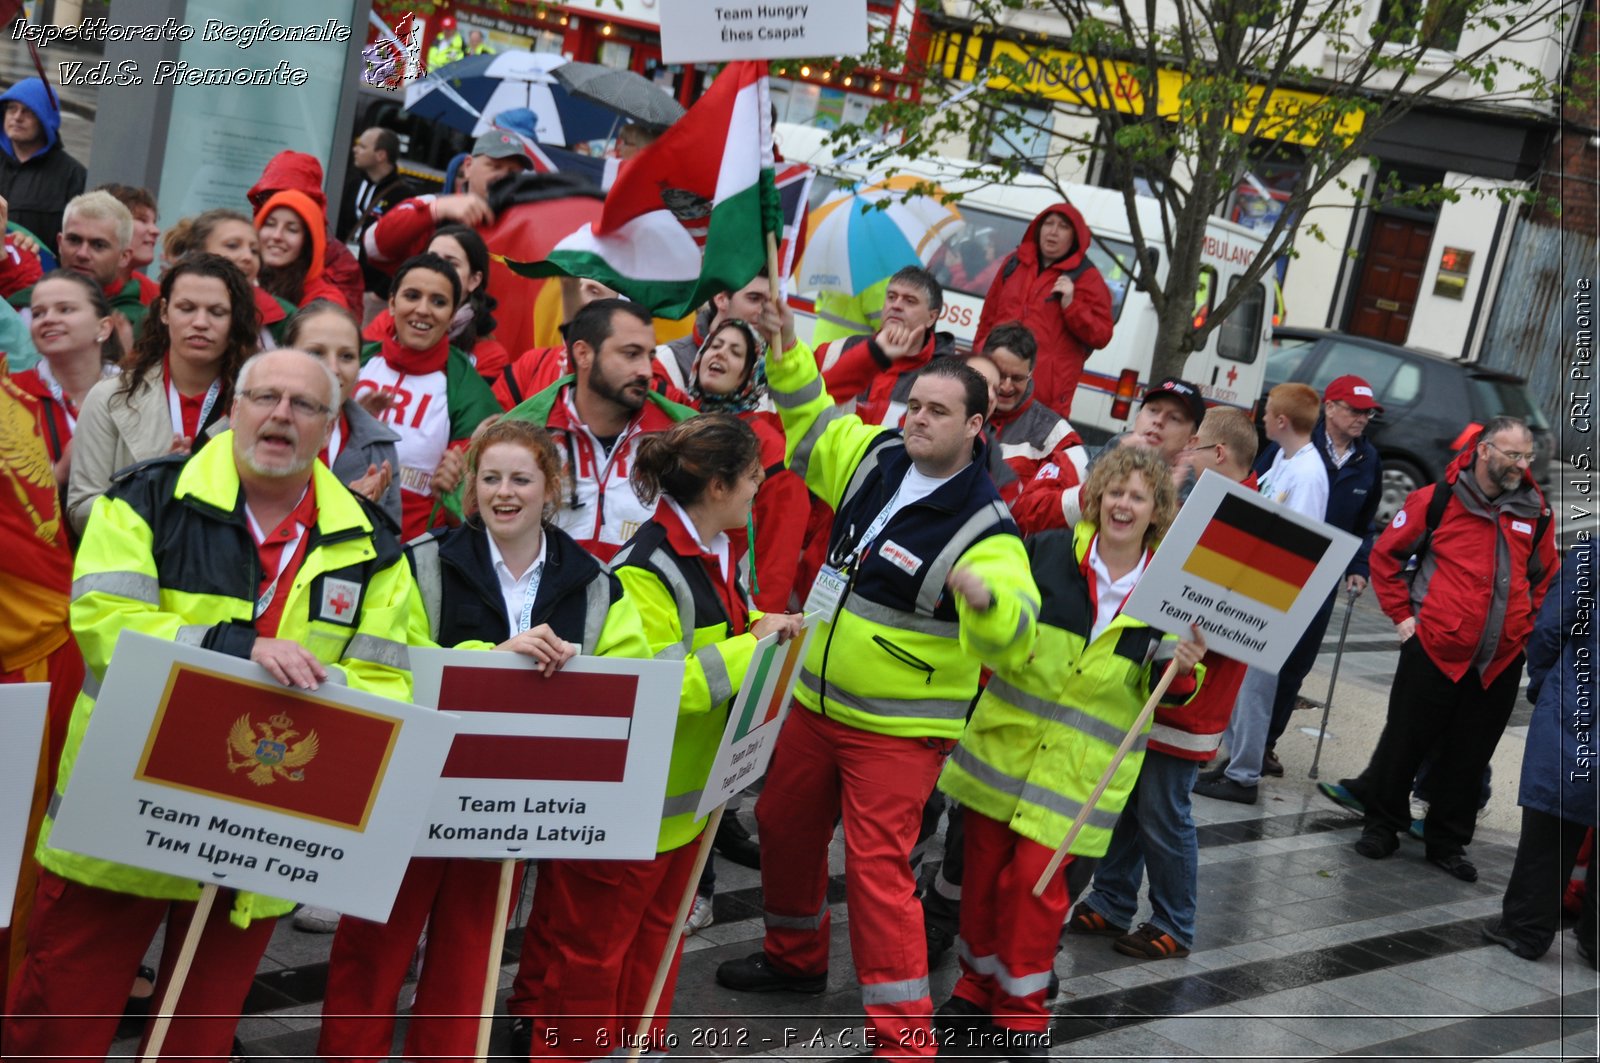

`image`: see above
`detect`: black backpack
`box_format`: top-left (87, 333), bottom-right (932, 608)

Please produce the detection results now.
top-left (1406, 479), bottom-right (1552, 586)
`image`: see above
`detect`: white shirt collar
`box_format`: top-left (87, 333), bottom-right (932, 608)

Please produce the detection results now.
top-left (486, 530), bottom-right (547, 623)
top-left (663, 495), bottom-right (731, 581)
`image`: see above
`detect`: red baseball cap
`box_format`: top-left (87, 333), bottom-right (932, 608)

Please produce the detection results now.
top-left (1324, 375), bottom-right (1383, 412)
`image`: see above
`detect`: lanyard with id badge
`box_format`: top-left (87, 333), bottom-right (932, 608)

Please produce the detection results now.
top-left (803, 484), bottom-right (905, 620)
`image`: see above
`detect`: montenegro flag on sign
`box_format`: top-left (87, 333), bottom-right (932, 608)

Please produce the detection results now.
top-left (1181, 493), bottom-right (1334, 612)
top-left (136, 665), bottom-right (401, 831)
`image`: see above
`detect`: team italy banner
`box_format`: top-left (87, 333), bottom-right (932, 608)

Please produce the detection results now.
top-left (696, 622), bottom-right (817, 818)
top-left (48, 634), bottom-right (457, 923)
top-left (1123, 470), bottom-right (1360, 672)
top-left (507, 60), bottom-right (779, 318)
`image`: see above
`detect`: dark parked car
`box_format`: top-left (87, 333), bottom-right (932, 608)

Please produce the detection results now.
top-left (1262, 327), bottom-right (1553, 523)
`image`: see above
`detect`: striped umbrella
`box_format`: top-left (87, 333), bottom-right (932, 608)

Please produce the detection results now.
top-left (795, 175), bottom-right (964, 295)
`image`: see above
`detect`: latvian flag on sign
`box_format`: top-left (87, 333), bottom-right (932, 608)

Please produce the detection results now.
top-left (1181, 494), bottom-right (1334, 612)
top-left (432, 666), bottom-right (640, 782)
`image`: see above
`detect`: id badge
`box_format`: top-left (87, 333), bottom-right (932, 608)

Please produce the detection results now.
top-left (804, 564), bottom-right (849, 619)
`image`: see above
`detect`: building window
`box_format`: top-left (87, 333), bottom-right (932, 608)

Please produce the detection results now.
top-left (980, 102), bottom-right (1052, 174)
top-left (1370, 0), bottom-right (1466, 50)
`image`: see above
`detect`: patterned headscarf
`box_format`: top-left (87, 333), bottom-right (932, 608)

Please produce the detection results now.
top-left (687, 318), bottom-right (769, 415)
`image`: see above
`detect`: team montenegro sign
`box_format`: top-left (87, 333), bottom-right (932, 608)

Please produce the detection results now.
top-left (1123, 470), bottom-right (1360, 672)
top-left (659, 0), bottom-right (867, 64)
top-left (49, 634), bottom-right (457, 922)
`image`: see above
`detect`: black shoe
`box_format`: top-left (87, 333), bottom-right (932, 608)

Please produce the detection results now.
top-left (934, 997), bottom-right (995, 1057)
top-left (1482, 922), bottom-right (1540, 959)
top-left (1045, 968), bottom-right (1060, 1001)
top-left (715, 951), bottom-right (827, 994)
top-left (1197, 764), bottom-right (1229, 783)
top-left (1262, 746), bottom-right (1284, 777)
top-left (1193, 776), bottom-right (1258, 804)
top-left (926, 922), bottom-right (956, 967)
top-left (1428, 851), bottom-right (1478, 882)
top-left (994, 1026), bottom-right (1049, 1058)
top-left (714, 816), bottom-right (762, 869)
top-left (508, 1016), bottom-right (532, 1057)
top-left (1354, 826), bottom-right (1398, 859)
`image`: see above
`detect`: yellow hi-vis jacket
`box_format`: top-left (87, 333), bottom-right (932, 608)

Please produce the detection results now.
top-left (611, 508), bottom-right (765, 853)
top-left (39, 438), bottom-right (416, 928)
top-left (939, 523), bottom-right (1205, 855)
top-left (766, 338), bottom-right (1040, 740)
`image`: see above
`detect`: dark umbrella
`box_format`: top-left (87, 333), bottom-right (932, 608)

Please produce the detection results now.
top-left (551, 61), bottom-right (686, 129)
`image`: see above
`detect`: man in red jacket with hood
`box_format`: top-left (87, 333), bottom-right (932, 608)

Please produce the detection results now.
top-left (972, 203), bottom-right (1113, 419)
top-left (247, 151), bottom-right (365, 314)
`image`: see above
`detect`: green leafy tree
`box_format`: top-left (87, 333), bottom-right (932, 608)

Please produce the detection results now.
top-left (810, 0), bottom-right (1580, 379)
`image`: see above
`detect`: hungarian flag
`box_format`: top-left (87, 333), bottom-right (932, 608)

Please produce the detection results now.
top-left (508, 61), bottom-right (779, 318)
top-left (135, 665), bottom-right (401, 831)
top-left (1182, 493), bottom-right (1333, 612)
top-left (433, 665), bottom-right (640, 782)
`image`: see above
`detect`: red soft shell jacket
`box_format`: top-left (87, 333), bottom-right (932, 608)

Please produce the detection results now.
top-left (1370, 448), bottom-right (1557, 687)
top-left (972, 203), bottom-right (1114, 419)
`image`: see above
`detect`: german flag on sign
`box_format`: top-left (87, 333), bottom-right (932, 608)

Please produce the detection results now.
top-left (1182, 494), bottom-right (1332, 612)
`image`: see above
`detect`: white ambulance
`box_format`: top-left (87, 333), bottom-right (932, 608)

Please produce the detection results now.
top-left (776, 123), bottom-right (1275, 443)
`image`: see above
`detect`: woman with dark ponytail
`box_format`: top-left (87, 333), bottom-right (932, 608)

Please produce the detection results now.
top-left (525, 414), bottom-right (803, 1060)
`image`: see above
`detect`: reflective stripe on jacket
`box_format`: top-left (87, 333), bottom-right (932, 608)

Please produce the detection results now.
top-left (611, 506), bottom-right (762, 852)
top-left (938, 523), bottom-right (1203, 854)
top-left (767, 338), bottom-right (1040, 740)
top-left (42, 437), bottom-right (416, 927)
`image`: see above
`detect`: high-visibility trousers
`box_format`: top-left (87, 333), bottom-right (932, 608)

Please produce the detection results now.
top-left (319, 856), bottom-right (515, 1063)
top-left (756, 705), bottom-right (952, 1058)
top-left (3, 871), bottom-right (274, 1061)
top-left (949, 809), bottom-right (1071, 1033)
top-left (526, 843), bottom-right (700, 1060)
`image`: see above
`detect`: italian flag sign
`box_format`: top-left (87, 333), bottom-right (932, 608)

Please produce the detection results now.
top-left (507, 61), bottom-right (779, 318)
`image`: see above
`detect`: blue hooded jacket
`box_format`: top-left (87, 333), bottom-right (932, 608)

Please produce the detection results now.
top-left (0, 77), bottom-right (85, 250)
top-left (1518, 541), bottom-right (1598, 826)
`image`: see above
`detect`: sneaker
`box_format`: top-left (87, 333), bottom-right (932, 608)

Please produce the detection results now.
top-left (925, 922), bottom-right (956, 967)
top-left (291, 905), bottom-right (340, 933)
top-left (1113, 922), bottom-right (1191, 960)
top-left (1193, 776), bottom-right (1259, 804)
top-left (508, 1016), bottom-right (532, 1058)
top-left (1261, 746), bottom-right (1284, 777)
top-left (1408, 818), bottom-right (1426, 841)
top-left (1317, 781), bottom-right (1365, 815)
top-left (715, 951), bottom-right (827, 994)
top-left (686, 893), bottom-right (715, 935)
top-left (1065, 907), bottom-right (1128, 938)
top-left (1354, 826), bottom-right (1398, 859)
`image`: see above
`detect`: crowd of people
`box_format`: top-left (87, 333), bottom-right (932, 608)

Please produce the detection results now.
top-left (0, 69), bottom-right (1589, 1063)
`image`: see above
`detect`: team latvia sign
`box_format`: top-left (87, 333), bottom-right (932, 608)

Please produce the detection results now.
top-left (1123, 470), bottom-right (1361, 672)
top-left (48, 634), bottom-right (457, 922)
top-left (409, 649), bottom-right (683, 860)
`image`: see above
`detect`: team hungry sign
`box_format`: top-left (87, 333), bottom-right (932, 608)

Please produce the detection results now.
top-left (659, 0), bottom-right (867, 64)
top-left (48, 634), bottom-right (457, 922)
top-left (1123, 471), bottom-right (1360, 672)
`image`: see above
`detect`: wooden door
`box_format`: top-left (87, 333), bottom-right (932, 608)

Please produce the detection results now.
top-left (1347, 216), bottom-right (1433, 344)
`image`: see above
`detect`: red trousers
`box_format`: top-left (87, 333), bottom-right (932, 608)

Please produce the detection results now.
top-left (320, 856), bottom-right (513, 1063)
top-left (1, 636), bottom-right (83, 1011)
top-left (756, 706), bottom-right (953, 1059)
top-left (949, 810), bottom-right (1071, 1033)
top-left (3, 871), bottom-right (275, 1061)
top-left (524, 844), bottom-right (699, 1061)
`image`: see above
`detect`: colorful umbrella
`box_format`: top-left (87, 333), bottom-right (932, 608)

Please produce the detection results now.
top-left (403, 51), bottom-right (616, 143)
top-left (796, 175), bottom-right (965, 295)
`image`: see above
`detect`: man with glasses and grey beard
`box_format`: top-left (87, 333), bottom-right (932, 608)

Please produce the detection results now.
top-left (1350, 416), bottom-right (1556, 883)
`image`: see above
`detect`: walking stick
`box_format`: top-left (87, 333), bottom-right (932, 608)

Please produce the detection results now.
top-left (1033, 660), bottom-right (1180, 897)
top-left (624, 805), bottom-right (725, 1062)
top-left (140, 882), bottom-right (219, 1063)
top-left (475, 859), bottom-right (518, 1061)
top-left (1308, 587), bottom-right (1360, 780)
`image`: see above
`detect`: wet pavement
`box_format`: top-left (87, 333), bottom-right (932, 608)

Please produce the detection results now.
top-left (109, 591), bottom-right (1599, 1060)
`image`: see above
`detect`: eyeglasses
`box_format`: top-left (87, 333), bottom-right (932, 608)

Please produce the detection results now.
top-left (1331, 401), bottom-right (1375, 418)
top-left (1482, 440), bottom-right (1536, 464)
top-left (239, 388), bottom-right (333, 419)
top-left (1181, 440), bottom-right (1222, 452)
